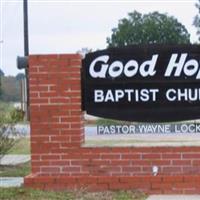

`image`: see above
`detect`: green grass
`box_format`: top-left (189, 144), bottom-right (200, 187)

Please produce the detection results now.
top-left (0, 101), bottom-right (25, 123)
top-left (7, 136), bottom-right (200, 153)
top-left (96, 118), bottom-right (132, 126)
top-left (85, 140), bottom-right (138, 146)
top-left (0, 162), bottom-right (30, 177)
top-left (8, 138), bottom-right (30, 155)
top-left (0, 188), bottom-right (147, 200)
top-left (0, 101), bottom-right (15, 123)
top-left (85, 139), bottom-right (200, 147)
top-left (0, 188), bottom-right (73, 200)
top-left (0, 101), bottom-right (14, 114)
top-left (114, 191), bottom-right (147, 200)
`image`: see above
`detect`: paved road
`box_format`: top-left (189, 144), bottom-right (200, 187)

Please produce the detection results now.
top-left (0, 155), bottom-right (30, 165)
top-left (16, 124), bottom-right (200, 136)
top-left (14, 124), bottom-right (200, 146)
top-left (0, 155), bottom-right (29, 187)
top-left (0, 177), bottom-right (23, 187)
top-left (15, 124), bottom-right (30, 136)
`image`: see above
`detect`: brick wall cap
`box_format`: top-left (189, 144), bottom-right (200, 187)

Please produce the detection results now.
top-left (29, 54), bottom-right (82, 59)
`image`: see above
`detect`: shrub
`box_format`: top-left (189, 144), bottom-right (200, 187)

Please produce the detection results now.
top-left (0, 113), bottom-right (19, 161)
top-left (10, 108), bottom-right (25, 123)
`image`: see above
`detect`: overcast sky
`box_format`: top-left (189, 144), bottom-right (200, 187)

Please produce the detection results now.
top-left (0, 0), bottom-right (199, 76)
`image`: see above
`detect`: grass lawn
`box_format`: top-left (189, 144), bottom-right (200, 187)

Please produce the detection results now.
top-left (7, 136), bottom-right (197, 153)
top-left (0, 101), bottom-right (14, 115)
top-left (0, 162), bottom-right (30, 177)
top-left (0, 188), bottom-right (147, 200)
top-left (84, 139), bottom-right (200, 147)
top-left (8, 138), bottom-right (30, 155)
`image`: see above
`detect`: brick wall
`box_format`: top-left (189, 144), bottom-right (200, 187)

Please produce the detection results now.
top-left (25, 54), bottom-right (200, 194)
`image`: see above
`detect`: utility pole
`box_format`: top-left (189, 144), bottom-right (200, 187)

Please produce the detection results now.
top-left (23, 0), bottom-right (30, 120)
top-left (23, 0), bottom-right (29, 56)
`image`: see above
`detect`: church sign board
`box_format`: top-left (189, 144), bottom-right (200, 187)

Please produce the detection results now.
top-left (82, 45), bottom-right (200, 122)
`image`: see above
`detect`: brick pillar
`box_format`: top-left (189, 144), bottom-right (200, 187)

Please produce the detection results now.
top-left (26, 54), bottom-right (84, 176)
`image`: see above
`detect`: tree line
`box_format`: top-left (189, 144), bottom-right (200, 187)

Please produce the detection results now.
top-left (106, 1), bottom-right (200, 47)
top-left (0, 69), bottom-right (25, 102)
top-left (107, 0), bottom-right (200, 47)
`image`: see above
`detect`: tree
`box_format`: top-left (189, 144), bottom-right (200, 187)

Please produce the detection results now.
top-left (0, 83), bottom-right (2, 99)
top-left (0, 69), bottom-right (4, 77)
top-left (0, 108), bottom-right (19, 161)
top-left (107, 11), bottom-right (190, 47)
top-left (194, 0), bottom-right (200, 42)
top-left (0, 69), bottom-right (4, 99)
top-left (16, 73), bottom-right (25, 81)
top-left (77, 48), bottom-right (92, 58)
top-left (1, 76), bottom-right (21, 102)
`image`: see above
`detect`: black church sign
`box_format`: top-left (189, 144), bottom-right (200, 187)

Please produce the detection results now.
top-left (82, 45), bottom-right (200, 122)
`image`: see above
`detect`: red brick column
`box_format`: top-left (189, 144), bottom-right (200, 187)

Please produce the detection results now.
top-left (26, 54), bottom-right (84, 175)
top-left (25, 54), bottom-right (200, 194)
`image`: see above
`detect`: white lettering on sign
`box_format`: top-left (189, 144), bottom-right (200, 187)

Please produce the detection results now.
top-left (97, 124), bottom-right (200, 134)
top-left (89, 55), bottom-right (109, 78)
top-left (94, 89), bottom-right (159, 103)
top-left (95, 88), bottom-right (200, 103)
top-left (89, 55), bottom-right (158, 78)
top-left (89, 54), bottom-right (200, 79)
top-left (165, 88), bottom-right (200, 101)
top-left (164, 53), bottom-right (200, 78)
